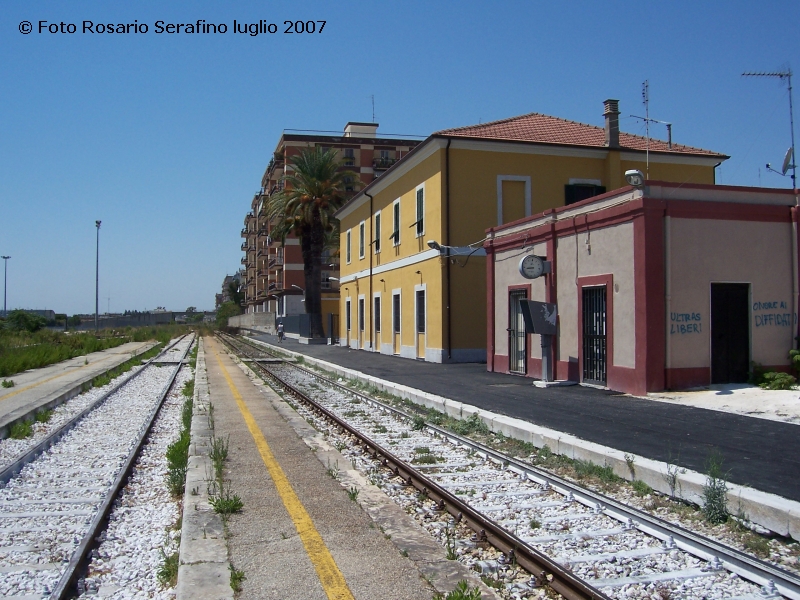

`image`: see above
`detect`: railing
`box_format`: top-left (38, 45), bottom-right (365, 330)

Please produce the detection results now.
top-left (268, 256), bottom-right (284, 268)
top-left (373, 157), bottom-right (398, 169)
top-left (240, 257), bottom-right (247, 265)
top-left (240, 242), bottom-right (248, 251)
top-left (241, 228), bottom-right (247, 237)
top-left (342, 157), bottom-right (355, 167)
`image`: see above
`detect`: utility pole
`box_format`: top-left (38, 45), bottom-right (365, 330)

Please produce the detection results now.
top-left (95, 221), bottom-right (101, 332)
top-left (1, 256), bottom-right (9, 318)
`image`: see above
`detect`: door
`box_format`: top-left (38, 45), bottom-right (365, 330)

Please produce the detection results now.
top-left (508, 289), bottom-right (527, 374)
top-left (392, 293), bottom-right (401, 354)
top-left (416, 289), bottom-right (426, 359)
top-left (711, 283), bottom-right (750, 383)
top-left (373, 296), bottom-right (381, 352)
top-left (582, 286), bottom-right (607, 385)
top-left (358, 298), bottom-right (365, 349)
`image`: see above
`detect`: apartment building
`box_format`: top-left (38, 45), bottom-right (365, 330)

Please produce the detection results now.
top-left (242, 122), bottom-right (422, 323)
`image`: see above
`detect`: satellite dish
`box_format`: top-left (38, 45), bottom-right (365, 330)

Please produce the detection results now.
top-left (782, 147), bottom-right (794, 176)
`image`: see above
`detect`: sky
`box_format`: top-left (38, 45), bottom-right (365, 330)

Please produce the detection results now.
top-left (1, 1), bottom-right (799, 315)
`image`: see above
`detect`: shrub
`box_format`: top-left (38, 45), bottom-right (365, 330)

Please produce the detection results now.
top-left (759, 371), bottom-right (796, 390)
top-left (9, 420), bottom-right (33, 439)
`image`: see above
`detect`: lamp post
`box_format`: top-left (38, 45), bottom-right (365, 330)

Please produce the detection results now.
top-left (95, 221), bottom-right (101, 332)
top-left (1, 256), bottom-right (9, 318)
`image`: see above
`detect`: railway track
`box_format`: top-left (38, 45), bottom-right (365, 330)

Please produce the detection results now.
top-left (0, 334), bottom-right (194, 599)
top-left (219, 333), bottom-right (800, 600)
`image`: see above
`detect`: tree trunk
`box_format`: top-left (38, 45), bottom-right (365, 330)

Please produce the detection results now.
top-left (302, 215), bottom-right (326, 338)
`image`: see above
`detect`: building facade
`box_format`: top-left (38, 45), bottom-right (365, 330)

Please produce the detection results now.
top-left (485, 182), bottom-right (799, 394)
top-left (335, 100), bottom-right (726, 362)
top-left (242, 123), bottom-right (421, 329)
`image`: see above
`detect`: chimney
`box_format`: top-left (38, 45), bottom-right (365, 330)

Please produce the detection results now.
top-left (603, 99), bottom-right (620, 148)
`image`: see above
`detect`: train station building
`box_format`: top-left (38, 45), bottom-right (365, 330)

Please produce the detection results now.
top-left (334, 100), bottom-right (725, 362)
top-left (485, 181), bottom-right (800, 394)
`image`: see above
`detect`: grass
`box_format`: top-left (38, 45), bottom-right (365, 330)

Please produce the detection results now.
top-left (433, 580), bottom-right (481, 600)
top-left (632, 479), bottom-right (654, 496)
top-left (229, 563), bottom-right (246, 593)
top-left (210, 484), bottom-right (244, 514)
top-left (91, 342), bottom-right (165, 389)
top-left (9, 420), bottom-right (33, 439)
top-left (573, 459), bottom-right (620, 483)
top-left (347, 486), bottom-right (360, 501)
top-left (34, 409), bottom-right (53, 423)
top-left (210, 435), bottom-right (230, 480)
top-left (166, 390), bottom-right (193, 497)
top-left (157, 549), bottom-right (180, 587)
top-left (1, 379), bottom-right (14, 388)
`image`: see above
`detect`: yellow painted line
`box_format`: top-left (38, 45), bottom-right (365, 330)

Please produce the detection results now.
top-left (0, 343), bottom-right (149, 403)
top-left (209, 341), bottom-right (355, 600)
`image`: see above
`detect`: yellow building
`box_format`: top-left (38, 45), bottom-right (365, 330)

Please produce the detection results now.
top-left (334, 100), bottom-right (727, 362)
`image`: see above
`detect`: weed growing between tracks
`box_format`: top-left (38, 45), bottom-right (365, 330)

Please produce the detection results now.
top-left (1, 379), bottom-right (14, 388)
top-left (9, 419), bottom-right (33, 439)
top-left (90, 343), bottom-right (165, 389)
top-left (432, 580), bottom-right (482, 600)
top-left (229, 563), bottom-right (246, 592)
top-left (165, 380), bottom-right (194, 497)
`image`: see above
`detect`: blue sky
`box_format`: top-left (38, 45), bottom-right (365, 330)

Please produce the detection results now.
top-left (1, 1), bottom-right (798, 315)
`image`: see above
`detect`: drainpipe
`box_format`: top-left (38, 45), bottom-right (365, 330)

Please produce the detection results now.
top-left (665, 213), bottom-right (672, 385)
top-left (445, 139), bottom-right (452, 361)
top-left (792, 204), bottom-right (799, 350)
top-left (366, 191), bottom-right (374, 351)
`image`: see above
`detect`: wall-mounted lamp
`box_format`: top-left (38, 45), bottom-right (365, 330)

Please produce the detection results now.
top-left (624, 169), bottom-right (645, 188)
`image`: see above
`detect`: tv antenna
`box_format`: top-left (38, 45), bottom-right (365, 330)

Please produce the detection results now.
top-left (629, 80), bottom-right (674, 179)
top-left (742, 69), bottom-right (796, 191)
top-left (370, 95), bottom-right (375, 123)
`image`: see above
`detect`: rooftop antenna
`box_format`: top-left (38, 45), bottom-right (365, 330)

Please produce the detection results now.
top-left (742, 69), bottom-right (797, 192)
top-left (631, 80), bottom-right (673, 179)
top-left (371, 95), bottom-right (375, 123)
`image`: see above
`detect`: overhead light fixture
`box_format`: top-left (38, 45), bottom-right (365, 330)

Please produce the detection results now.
top-left (624, 169), bottom-right (645, 188)
top-left (427, 240), bottom-right (442, 251)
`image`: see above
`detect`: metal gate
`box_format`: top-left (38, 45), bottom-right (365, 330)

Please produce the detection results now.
top-left (582, 286), bottom-right (607, 385)
top-left (509, 290), bottom-right (527, 374)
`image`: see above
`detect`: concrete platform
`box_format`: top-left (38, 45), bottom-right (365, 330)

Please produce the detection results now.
top-left (0, 341), bottom-right (157, 437)
top-left (202, 336), bottom-right (496, 599)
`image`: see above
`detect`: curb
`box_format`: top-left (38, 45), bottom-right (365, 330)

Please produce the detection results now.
top-left (0, 341), bottom-right (158, 439)
top-left (250, 338), bottom-right (800, 541)
top-left (176, 338), bottom-right (233, 600)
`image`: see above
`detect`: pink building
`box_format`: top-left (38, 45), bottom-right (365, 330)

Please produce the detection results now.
top-left (485, 182), bottom-right (800, 395)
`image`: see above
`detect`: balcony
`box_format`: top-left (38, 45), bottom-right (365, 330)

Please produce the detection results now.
top-left (240, 256), bottom-right (248, 265)
top-left (268, 282), bottom-right (283, 291)
top-left (240, 242), bottom-right (248, 251)
top-left (268, 256), bottom-right (284, 268)
top-left (342, 157), bottom-right (356, 167)
top-left (373, 157), bottom-right (398, 170)
top-left (241, 228), bottom-right (247, 237)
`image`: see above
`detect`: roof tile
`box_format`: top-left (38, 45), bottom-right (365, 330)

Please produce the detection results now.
top-left (435, 112), bottom-right (725, 157)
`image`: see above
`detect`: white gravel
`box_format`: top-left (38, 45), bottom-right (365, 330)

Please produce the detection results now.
top-left (259, 362), bottom-right (772, 600)
top-left (0, 336), bottom-right (193, 598)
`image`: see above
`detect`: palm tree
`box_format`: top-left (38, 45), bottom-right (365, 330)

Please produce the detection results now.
top-left (266, 147), bottom-right (358, 338)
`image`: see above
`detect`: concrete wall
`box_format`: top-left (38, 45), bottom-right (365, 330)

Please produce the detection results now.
top-left (228, 312), bottom-right (276, 334)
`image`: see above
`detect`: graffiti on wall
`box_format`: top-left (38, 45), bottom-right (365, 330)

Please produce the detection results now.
top-left (670, 312), bottom-right (702, 334)
top-left (753, 300), bottom-right (796, 327)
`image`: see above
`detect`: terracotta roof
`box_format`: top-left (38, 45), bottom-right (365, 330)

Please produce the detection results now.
top-left (435, 112), bottom-right (726, 157)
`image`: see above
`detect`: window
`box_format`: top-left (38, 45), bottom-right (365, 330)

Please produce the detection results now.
top-left (380, 150), bottom-right (389, 159)
top-left (358, 298), bottom-right (365, 331)
top-left (374, 212), bottom-right (381, 253)
top-left (393, 294), bottom-right (401, 333)
top-left (344, 176), bottom-right (354, 192)
top-left (359, 221), bottom-right (365, 259)
top-left (391, 200), bottom-right (400, 245)
top-left (416, 290), bottom-right (425, 333)
top-left (374, 297), bottom-right (381, 332)
top-left (345, 299), bottom-right (351, 331)
top-left (346, 229), bottom-right (351, 263)
top-left (343, 148), bottom-right (355, 167)
top-left (414, 187), bottom-right (424, 236)
top-left (565, 184), bottom-right (606, 206)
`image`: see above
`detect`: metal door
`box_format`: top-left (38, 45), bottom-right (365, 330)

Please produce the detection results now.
top-left (711, 283), bottom-right (750, 383)
top-left (582, 286), bottom-right (607, 385)
top-left (508, 290), bottom-right (527, 374)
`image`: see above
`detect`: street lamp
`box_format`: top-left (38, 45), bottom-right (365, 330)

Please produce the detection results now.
top-left (1, 256), bottom-right (9, 318)
top-left (95, 221), bottom-right (101, 332)
top-left (291, 284), bottom-right (305, 302)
